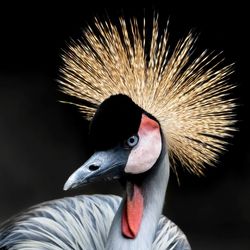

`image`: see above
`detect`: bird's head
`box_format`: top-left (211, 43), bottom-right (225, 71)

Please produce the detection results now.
top-left (64, 94), bottom-right (163, 191)
top-left (64, 94), bottom-right (165, 239)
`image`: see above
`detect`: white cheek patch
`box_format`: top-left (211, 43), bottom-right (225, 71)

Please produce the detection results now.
top-left (125, 114), bottom-right (162, 174)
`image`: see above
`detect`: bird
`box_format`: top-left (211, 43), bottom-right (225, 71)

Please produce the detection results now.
top-left (0, 15), bottom-right (236, 250)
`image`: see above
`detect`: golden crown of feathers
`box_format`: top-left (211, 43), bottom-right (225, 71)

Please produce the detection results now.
top-left (59, 16), bottom-right (236, 175)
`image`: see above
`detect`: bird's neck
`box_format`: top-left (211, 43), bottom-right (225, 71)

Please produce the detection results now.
top-left (105, 151), bottom-right (170, 250)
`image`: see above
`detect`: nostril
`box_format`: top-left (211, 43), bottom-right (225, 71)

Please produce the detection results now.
top-left (88, 165), bottom-right (100, 171)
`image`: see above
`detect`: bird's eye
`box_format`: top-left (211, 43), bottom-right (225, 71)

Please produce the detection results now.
top-left (126, 135), bottom-right (139, 148)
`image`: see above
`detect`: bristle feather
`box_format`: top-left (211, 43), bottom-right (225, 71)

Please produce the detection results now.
top-left (59, 16), bottom-right (236, 175)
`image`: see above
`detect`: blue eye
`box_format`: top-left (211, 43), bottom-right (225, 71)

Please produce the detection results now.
top-left (126, 135), bottom-right (139, 147)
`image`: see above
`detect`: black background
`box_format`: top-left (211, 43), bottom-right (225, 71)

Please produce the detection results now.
top-left (0, 1), bottom-right (249, 249)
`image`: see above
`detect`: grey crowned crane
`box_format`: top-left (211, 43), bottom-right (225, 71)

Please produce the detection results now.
top-left (0, 16), bottom-right (236, 250)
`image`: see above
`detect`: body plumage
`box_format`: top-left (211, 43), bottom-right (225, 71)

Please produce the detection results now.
top-left (0, 195), bottom-right (190, 250)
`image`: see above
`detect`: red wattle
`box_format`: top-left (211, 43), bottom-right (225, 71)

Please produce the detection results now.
top-left (121, 184), bottom-right (144, 238)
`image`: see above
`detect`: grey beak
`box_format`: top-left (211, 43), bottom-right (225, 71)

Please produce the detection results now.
top-left (63, 147), bottom-right (129, 191)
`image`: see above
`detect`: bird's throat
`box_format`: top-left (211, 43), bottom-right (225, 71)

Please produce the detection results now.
top-left (105, 152), bottom-right (169, 250)
top-left (121, 182), bottom-right (144, 238)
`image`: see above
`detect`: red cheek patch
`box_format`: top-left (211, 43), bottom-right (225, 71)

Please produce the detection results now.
top-left (121, 184), bottom-right (144, 238)
top-left (140, 114), bottom-right (160, 131)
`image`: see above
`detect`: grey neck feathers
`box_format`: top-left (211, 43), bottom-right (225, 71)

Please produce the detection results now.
top-left (105, 149), bottom-right (170, 250)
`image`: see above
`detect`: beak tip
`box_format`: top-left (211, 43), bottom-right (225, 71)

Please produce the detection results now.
top-left (63, 177), bottom-right (74, 191)
top-left (63, 172), bottom-right (85, 191)
top-left (63, 182), bottom-right (70, 191)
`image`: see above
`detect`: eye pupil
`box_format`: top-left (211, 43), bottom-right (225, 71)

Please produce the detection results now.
top-left (129, 138), bottom-right (135, 143)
